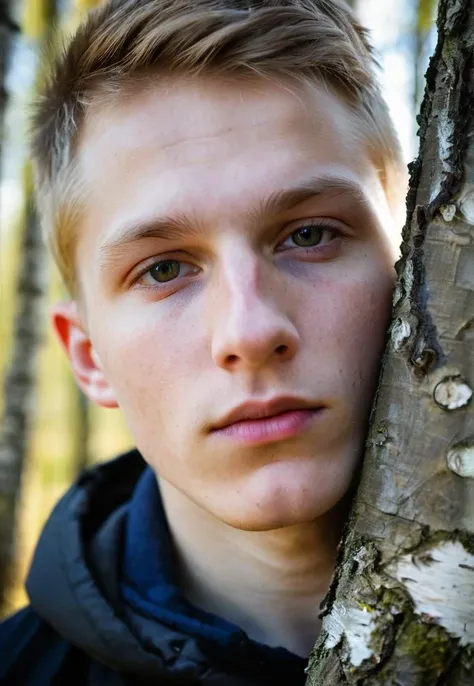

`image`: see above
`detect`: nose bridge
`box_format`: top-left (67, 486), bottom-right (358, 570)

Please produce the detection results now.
top-left (224, 241), bottom-right (264, 310)
top-left (210, 241), bottom-right (299, 370)
top-left (219, 240), bottom-right (278, 322)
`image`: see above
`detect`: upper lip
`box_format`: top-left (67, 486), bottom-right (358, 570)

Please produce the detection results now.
top-left (211, 396), bottom-right (321, 431)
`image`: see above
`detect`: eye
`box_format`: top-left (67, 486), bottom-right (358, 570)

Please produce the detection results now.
top-left (291, 225), bottom-right (325, 247)
top-left (135, 258), bottom-right (198, 288)
top-left (281, 222), bottom-right (339, 250)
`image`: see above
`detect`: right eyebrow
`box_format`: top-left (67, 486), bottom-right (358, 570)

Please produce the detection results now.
top-left (98, 214), bottom-right (202, 273)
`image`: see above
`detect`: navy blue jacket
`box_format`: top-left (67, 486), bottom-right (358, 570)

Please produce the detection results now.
top-left (0, 450), bottom-right (309, 685)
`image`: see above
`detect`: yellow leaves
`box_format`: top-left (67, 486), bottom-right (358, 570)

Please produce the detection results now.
top-left (417, 0), bottom-right (438, 35)
top-left (68, 0), bottom-right (104, 32)
top-left (22, 0), bottom-right (48, 41)
top-left (76, 0), bottom-right (103, 9)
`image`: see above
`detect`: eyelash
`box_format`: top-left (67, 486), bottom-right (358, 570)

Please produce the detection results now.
top-left (132, 220), bottom-right (343, 290)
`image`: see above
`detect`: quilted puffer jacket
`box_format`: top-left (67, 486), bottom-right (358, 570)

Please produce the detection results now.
top-left (0, 450), bottom-right (308, 685)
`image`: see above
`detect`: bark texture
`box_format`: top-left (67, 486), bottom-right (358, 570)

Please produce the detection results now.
top-left (0, 182), bottom-right (46, 614)
top-left (0, 0), bottom-right (20, 613)
top-left (0, 0), bottom-right (54, 613)
top-left (306, 0), bottom-right (474, 684)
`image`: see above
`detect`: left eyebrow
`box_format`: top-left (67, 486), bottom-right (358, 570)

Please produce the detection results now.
top-left (250, 174), bottom-right (369, 222)
top-left (98, 173), bottom-right (370, 267)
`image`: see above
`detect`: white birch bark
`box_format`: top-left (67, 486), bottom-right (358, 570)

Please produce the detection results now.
top-left (0, 0), bottom-right (52, 613)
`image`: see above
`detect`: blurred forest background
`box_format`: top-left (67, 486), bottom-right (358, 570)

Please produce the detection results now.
top-left (0, 0), bottom-right (438, 616)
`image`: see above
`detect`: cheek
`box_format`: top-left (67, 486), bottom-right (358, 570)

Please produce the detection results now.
top-left (93, 303), bottom-right (205, 422)
top-left (312, 268), bottom-right (394, 392)
top-left (336, 277), bottom-right (393, 349)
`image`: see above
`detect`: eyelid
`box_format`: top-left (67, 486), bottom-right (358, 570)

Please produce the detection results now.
top-left (282, 217), bottom-right (346, 234)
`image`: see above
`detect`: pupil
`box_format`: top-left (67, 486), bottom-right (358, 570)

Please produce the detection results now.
top-left (151, 260), bottom-right (179, 282)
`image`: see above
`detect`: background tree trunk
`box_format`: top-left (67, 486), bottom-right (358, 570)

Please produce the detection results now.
top-left (0, 0), bottom-right (16, 182)
top-left (71, 386), bottom-right (90, 476)
top-left (306, 0), bottom-right (474, 684)
top-left (0, 0), bottom-right (20, 612)
top-left (0, 178), bottom-right (46, 615)
top-left (0, 0), bottom-right (54, 614)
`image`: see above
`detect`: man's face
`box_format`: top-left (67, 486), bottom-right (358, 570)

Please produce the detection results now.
top-left (68, 76), bottom-right (399, 530)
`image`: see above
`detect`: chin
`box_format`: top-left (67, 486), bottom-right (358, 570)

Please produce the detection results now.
top-left (212, 459), bottom-right (353, 532)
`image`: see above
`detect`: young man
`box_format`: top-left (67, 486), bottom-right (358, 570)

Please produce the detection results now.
top-left (0, 0), bottom-right (406, 683)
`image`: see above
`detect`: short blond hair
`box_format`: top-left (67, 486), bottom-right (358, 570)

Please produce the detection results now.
top-left (30, 0), bottom-right (405, 295)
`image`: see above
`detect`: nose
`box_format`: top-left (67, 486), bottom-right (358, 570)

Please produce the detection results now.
top-left (210, 248), bottom-right (300, 372)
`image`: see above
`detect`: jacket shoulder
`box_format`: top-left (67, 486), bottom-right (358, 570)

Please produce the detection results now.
top-left (0, 605), bottom-right (83, 685)
top-left (0, 606), bottom-right (147, 685)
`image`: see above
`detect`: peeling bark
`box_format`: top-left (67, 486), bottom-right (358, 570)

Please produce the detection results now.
top-left (306, 0), bottom-right (474, 683)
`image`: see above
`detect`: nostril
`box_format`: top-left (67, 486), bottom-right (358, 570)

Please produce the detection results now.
top-left (275, 345), bottom-right (288, 355)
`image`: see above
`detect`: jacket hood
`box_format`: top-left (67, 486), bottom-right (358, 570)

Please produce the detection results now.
top-left (25, 450), bottom-right (307, 685)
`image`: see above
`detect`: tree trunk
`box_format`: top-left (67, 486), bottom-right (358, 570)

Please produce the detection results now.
top-left (0, 183), bottom-right (46, 614)
top-left (0, 0), bottom-right (19, 613)
top-left (0, 0), bottom-right (17, 179)
top-left (306, 0), bottom-right (474, 684)
top-left (72, 386), bottom-right (90, 475)
top-left (0, 0), bottom-right (55, 614)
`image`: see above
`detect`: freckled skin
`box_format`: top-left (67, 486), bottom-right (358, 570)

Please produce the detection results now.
top-left (60, 76), bottom-right (399, 532)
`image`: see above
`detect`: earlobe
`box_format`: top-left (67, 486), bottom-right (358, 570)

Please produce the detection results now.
top-left (50, 301), bottom-right (119, 409)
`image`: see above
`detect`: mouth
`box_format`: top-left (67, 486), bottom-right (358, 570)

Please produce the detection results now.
top-left (210, 397), bottom-right (325, 446)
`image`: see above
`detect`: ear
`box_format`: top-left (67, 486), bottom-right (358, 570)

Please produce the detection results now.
top-left (51, 301), bottom-right (119, 409)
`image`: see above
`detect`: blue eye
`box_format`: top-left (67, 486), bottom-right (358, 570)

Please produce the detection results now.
top-left (148, 260), bottom-right (181, 283)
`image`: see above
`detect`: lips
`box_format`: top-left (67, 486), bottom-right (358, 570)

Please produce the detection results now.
top-left (211, 396), bottom-right (322, 432)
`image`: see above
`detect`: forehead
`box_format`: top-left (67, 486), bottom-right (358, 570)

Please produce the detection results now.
top-left (84, 74), bottom-right (355, 145)
top-left (77, 76), bottom-right (386, 248)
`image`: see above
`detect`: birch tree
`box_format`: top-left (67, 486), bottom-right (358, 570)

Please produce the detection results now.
top-left (306, 0), bottom-right (474, 683)
top-left (0, 0), bottom-right (53, 613)
top-left (0, 0), bottom-right (16, 180)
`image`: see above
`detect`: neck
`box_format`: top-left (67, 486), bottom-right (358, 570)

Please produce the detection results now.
top-left (158, 479), bottom-right (348, 658)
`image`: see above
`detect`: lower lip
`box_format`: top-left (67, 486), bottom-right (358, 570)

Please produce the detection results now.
top-left (211, 409), bottom-right (321, 446)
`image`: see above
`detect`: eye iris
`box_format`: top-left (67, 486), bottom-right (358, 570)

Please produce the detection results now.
top-left (150, 260), bottom-right (180, 283)
top-left (293, 226), bottom-right (323, 247)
